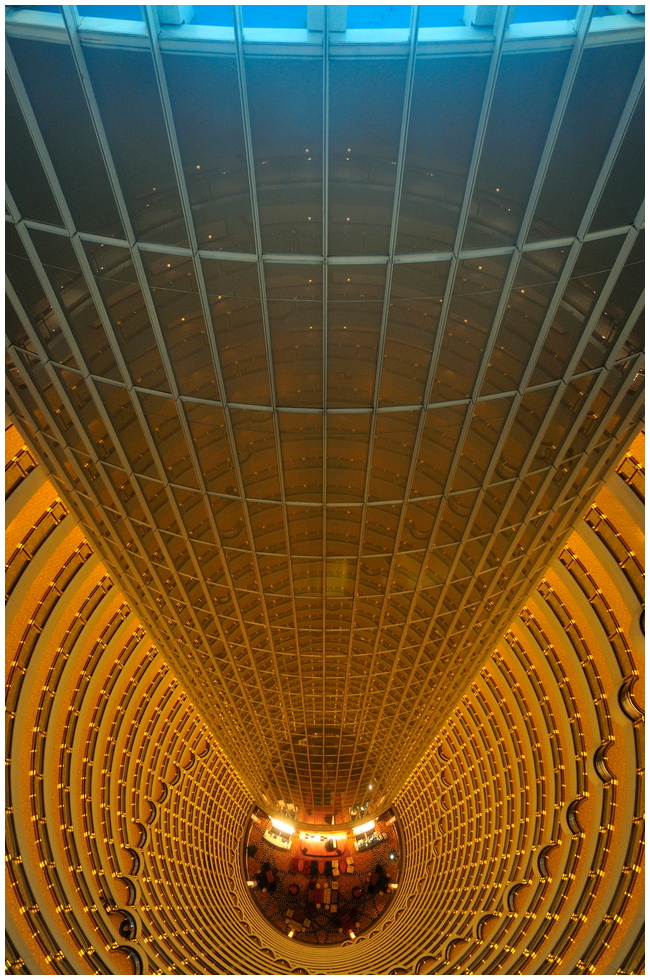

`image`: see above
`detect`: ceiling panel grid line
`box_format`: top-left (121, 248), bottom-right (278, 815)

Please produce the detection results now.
top-left (424, 176), bottom-right (645, 647)
top-left (333, 4), bottom-right (422, 806)
top-left (343, 6), bottom-right (512, 790)
top-left (230, 2), bottom-right (311, 800)
top-left (574, 59), bottom-right (644, 242)
top-left (2, 326), bottom-right (641, 432)
top-left (63, 0), bottom-right (298, 801)
top-left (451, 390), bottom-right (645, 698)
top-left (355, 4), bottom-right (620, 768)
top-left (6, 209), bottom-right (639, 269)
top-left (406, 364), bottom-right (645, 765)
top-left (5, 212), bottom-right (268, 788)
top-left (5, 4), bottom-right (644, 824)
top-left (512, 5), bottom-right (595, 251)
top-left (3, 360), bottom-right (234, 753)
top-left (402, 294), bottom-right (642, 732)
top-left (361, 215), bottom-right (644, 791)
top-left (6, 27), bottom-right (285, 804)
top-left (321, 5), bottom-right (330, 795)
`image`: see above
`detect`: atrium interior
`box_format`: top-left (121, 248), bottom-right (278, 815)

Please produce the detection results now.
top-left (5, 3), bottom-right (645, 975)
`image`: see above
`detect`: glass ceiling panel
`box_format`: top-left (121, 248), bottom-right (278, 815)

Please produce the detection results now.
top-left (139, 249), bottom-right (221, 401)
top-left (6, 224), bottom-right (72, 367)
top-left (396, 52), bottom-right (491, 253)
top-left (530, 234), bottom-right (625, 386)
top-left (200, 258), bottom-right (268, 406)
top-left (230, 408), bottom-right (282, 501)
top-left (29, 227), bottom-right (122, 381)
top-left (480, 246), bottom-right (569, 397)
top-left (163, 52), bottom-right (255, 253)
top-left (369, 410), bottom-right (421, 502)
top-left (5, 8), bottom-right (643, 826)
top-left (327, 412), bottom-right (372, 504)
top-left (329, 58), bottom-right (407, 255)
top-left (279, 412), bottom-right (323, 503)
top-left (327, 264), bottom-right (386, 408)
top-left (593, 233), bottom-right (645, 364)
top-left (83, 46), bottom-right (189, 247)
top-left (589, 97), bottom-right (644, 234)
top-left (5, 81), bottom-right (62, 227)
top-left (527, 41), bottom-right (644, 242)
top-left (462, 48), bottom-right (571, 250)
top-left (379, 260), bottom-right (450, 408)
top-left (8, 37), bottom-right (125, 239)
top-left (246, 57), bottom-right (323, 255)
top-left (184, 403), bottom-right (236, 496)
top-left (453, 397), bottom-right (513, 493)
top-left (264, 263), bottom-right (323, 408)
top-left (82, 239), bottom-right (171, 393)
top-left (430, 254), bottom-right (511, 404)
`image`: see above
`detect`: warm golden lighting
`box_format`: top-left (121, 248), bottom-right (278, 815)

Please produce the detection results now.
top-left (3, 0), bottom-right (645, 969)
top-left (353, 821), bottom-right (375, 835)
top-left (270, 818), bottom-right (295, 835)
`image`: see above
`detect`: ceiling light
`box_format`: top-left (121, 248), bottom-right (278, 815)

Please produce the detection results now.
top-left (270, 817), bottom-right (295, 834)
top-left (353, 820), bottom-right (374, 834)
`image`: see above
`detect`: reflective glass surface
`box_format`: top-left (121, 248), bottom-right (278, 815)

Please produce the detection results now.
top-left (139, 250), bottom-right (220, 400)
top-left (247, 58), bottom-right (323, 254)
top-left (379, 261), bottom-right (450, 407)
top-left (164, 53), bottom-right (254, 252)
top-left (5, 14), bottom-right (644, 824)
top-left (369, 411), bottom-right (420, 502)
top-left (589, 98), bottom-right (645, 233)
top-left (327, 413), bottom-right (371, 504)
top-left (200, 258), bottom-right (268, 405)
top-left (5, 81), bottom-right (62, 227)
top-left (347, 5), bottom-right (412, 28)
top-left (596, 233), bottom-right (645, 359)
top-left (83, 46), bottom-right (188, 246)
top-left (6, 224), bottom-right (76, 366)
top-left (481, 247), bottom-right (569, 396)
top-left (512, 5), bottom-right (578, 21)
top-left (327, 265), bottom-right (386, 407)
top-left (242, 5), bottom-right (307, 28)
top-left (329, 58), bottom-right (407, 255)
top-left (453, 397), bottom-right (513, 492)
top-left (77, 5), bottom-right (143, 19)
top-left (463, 49), bottom-right (570, 249)
top-left (418, 6), bottom-right (465, 27)
top-left (431, 254), bottom-right (512, 402)
top-left (410, 404), bottom-right (466, 498)
top-left (528, 42), bottom-right (644, 241)
top-left (397, 53), bottom-right (491, 252)
top-left (264, 263), bottom-right (322, 407)
top-left (531, 235), bottom-right (625, 385)
top-left (83, 240), bottom-right (171, 393)
top-left (8, 38), bottom-right (125, 238)
top-left (29, 228), bottom-right (122, 380)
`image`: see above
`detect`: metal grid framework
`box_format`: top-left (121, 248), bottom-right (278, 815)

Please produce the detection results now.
top-left (5, 5), bottom-right (645, 823)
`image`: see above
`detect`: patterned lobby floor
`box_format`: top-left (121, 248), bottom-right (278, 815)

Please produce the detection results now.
top-left (245, 812), bottom-right (401, 945)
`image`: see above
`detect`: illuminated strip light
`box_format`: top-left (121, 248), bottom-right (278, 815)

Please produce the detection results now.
top-left (270, 817), bottom-right (295, 835)
top-left (299, 831), bottom-right (348, 840)
top-left (353, 820), bottom-right (375, 835)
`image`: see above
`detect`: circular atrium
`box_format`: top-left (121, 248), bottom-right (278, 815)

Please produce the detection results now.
top-left (5, 4), bottom-right (645, 976)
